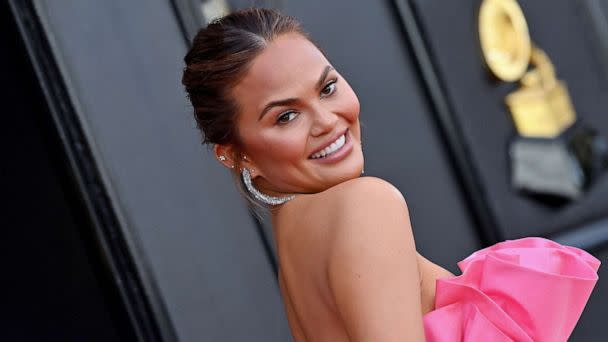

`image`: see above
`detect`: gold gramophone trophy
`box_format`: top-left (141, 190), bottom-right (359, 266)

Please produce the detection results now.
top-left (479, 0), bottom-right (608, 201)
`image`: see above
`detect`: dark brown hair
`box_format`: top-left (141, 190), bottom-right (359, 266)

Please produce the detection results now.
top-left (181, 7), bottom-right (323, 212)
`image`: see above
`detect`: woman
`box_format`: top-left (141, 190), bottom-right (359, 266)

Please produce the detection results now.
top-left (181, 8), bottom-right (600, 341)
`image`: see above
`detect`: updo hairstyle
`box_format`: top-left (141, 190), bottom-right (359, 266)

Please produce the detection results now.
top-left (181, 7), bottom-right (325, 212)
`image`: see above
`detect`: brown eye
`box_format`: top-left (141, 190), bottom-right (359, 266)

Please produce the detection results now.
top-left (321, 79), bottom-right (338, 97)
top-left (276, 111), bottom-right (298, 124)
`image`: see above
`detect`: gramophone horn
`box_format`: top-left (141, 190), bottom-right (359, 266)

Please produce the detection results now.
top-left (479, 0), bottom-right (532, 82)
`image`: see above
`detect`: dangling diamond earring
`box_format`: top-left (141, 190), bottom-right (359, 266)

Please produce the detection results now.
top-left (241, 168), bottom-right (295, 205)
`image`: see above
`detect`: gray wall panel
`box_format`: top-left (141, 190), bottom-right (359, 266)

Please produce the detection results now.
top-left (33, 1), bottom-right (290, 341)
top-left (570, 247), bottom-right (608, 342)
top-left (409, 0), bottom-right (608, 241)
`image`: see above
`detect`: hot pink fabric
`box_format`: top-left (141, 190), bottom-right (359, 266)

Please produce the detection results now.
top-left (423, 237), bottom-right (601, 342)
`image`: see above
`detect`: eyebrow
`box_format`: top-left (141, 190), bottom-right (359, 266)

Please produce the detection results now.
top-left (258, 65), bottom-right (335, 121)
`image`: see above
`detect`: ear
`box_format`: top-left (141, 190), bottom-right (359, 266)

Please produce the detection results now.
top-left (214, 144), bottom-right (263, 178)
top-left (213, 144), bottom-right (261, 175)
top-left (213, 144), bottom-right (237, 170)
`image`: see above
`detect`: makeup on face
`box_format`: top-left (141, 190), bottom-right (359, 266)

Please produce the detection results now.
top-left (231, 33), bottom-right (364, 193)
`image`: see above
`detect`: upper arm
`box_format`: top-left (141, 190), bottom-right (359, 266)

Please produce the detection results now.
top-left (326, 177), bottom-right (425, 342)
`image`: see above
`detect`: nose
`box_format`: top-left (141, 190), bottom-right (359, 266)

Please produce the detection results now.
top-left (310, 107), bottom-right (339, 137)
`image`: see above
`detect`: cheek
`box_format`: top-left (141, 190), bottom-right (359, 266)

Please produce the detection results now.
top-left (339, 82), bottom-right (361, 123)
top-left (250, 130), bottom-right (308, 163)
top-left (337, 83), bottom-right (361, 142)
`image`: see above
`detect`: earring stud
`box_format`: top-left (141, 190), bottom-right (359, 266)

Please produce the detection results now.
top-left (219, 155), bottom-right (226, 161)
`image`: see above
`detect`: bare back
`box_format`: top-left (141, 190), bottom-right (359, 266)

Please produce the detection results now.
top-left (271, 177), bottom-right (454, 342)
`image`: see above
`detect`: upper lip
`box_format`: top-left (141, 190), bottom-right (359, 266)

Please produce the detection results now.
top-left (308, 128), bottom-right (348, 158)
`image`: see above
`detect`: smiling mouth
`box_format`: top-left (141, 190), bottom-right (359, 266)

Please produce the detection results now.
top-left (309, 131), bottom-right (348, 159)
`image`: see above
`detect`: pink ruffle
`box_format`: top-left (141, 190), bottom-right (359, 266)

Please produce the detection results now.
top-left (423, 237), bottom-right (600, 342)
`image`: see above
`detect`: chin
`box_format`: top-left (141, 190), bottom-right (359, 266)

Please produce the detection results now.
top-left (318, 155), bottom-right (364, 191)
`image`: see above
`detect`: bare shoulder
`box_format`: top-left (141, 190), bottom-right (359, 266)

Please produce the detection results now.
top-left (319, 176), bottom-right (409, 230)
top-left (282, 176), bottom-right (413, 251)
top-left (279, 176), bottom-right (408, 230)
top-left (307, 176), bottom-right (408, 216)
top-left (316, 177), bottom-right (424, 340)
top-left (316, 175), bottom-right (415, 255)
top-left (275, 176), bottom-right (424, 339)
top-left (324, 176), bottom-right (406, 200)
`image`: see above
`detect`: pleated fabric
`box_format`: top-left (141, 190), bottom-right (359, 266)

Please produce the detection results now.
top-left (423, 237), bottom-right (601, 342)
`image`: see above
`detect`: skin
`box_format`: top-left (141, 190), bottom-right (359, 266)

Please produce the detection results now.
top-left (214, 32), bottom-right (454, 341)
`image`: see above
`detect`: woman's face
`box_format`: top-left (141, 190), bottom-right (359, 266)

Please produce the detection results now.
top-left (227, 32), bottom-right (363, 194)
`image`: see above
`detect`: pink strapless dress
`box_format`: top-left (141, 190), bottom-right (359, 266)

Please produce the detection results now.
top-left (422, 237), bottom-right (601, 342)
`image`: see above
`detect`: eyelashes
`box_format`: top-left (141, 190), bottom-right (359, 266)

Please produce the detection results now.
top-left (275, 78), bottom-right (339, 125)
top-left (276, 111), bottom-right (298, 124)
top-left (320, 78), bottom-right (338, 98)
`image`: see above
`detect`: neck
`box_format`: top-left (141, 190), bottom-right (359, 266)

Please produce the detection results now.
top-left (253, 176), bottom-right (296, 198)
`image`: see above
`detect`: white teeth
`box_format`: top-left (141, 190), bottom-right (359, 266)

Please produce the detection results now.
top-left (311, 133), bottom-right (346, 159)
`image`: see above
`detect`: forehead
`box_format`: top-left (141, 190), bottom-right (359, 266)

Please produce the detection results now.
top-left (233, 33), bottom-right (329, 108)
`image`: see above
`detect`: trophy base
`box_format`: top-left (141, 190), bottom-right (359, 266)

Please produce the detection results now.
top-left (510, 122), bottom-right (608, 203)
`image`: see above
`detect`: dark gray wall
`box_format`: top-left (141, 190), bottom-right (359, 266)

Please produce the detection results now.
top-left (31, 1), bottom-right (289, 341)
top-left (2, 2), bottom-right (136, 338)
